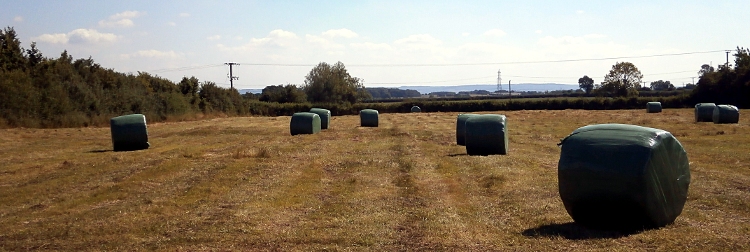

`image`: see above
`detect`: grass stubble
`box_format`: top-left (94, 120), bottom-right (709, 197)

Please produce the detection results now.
top-left (0, 109), bottom-right (748, 251)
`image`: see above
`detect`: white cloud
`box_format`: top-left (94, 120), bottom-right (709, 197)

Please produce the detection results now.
top-left (99, 11), bottom-right (143, 28)
top-left (13, 16), bottom-right (23, 22)
top-left (207, 35), bottom-right (221, 41)
top-left (535, 30), bottom-right (543, 34)
top-left (576, 10), bottom-right (585, 15)
top-left (110, 11), bottom-right (143, 20)
top-left (179, 13), bottom-right (190, 18)
top-left (462, 32), bottom-right (470, 37)
top-left (322, 28), bottom-right (358, 38)
top-left (168, 22), bottom-right (177, 27)
top-left (394, 34), bottom-right (442, 45)
top-left (33, 29), bottom-right (118, 44)
top-left (235, 36), bottom-right (243, 40)
top-left (268, 29), bottom-right (298, 39)
top-left (482, 29), bottom-right (507, 37)
top-left (350, 42), bottom-right (392, 51)
top-left (120, 50), bottom-right (183, 60)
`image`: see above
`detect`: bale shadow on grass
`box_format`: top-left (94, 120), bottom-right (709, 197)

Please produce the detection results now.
top-left (522, 222), bottom-right (646, 240)
top-left (87, 149), bottom-right (112, 153)
top-left (446, 153), bottom-right (467, 157)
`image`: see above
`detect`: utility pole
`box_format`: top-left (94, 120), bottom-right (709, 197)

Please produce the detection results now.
top-left (726, 51), bottom-right (730, 68)
top-left (692, 77), bottom-right (695, 85)
top-left (508, 80), bottom-right (511, 101)
top-left (225, 62), bottom-right (240, 89)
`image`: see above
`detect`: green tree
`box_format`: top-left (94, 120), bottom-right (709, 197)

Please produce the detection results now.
top-left (259, 84), bottom-right (307, 103)
top-left (578, 75), bottom-right (594, 94)
top-left (597, 62), bottom-right (643, 97)
top-left (0, 27), bottom-right (28, 72)
top-left (698, 64), bottom-right (715, 77)
top-left (650, 80), bottom-right (675, 91)
top-left (303, 61), bottom-right (370, 103)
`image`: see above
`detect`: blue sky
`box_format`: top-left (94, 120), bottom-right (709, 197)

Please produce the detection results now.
top-left (2, 0), bottom-right (748, 89)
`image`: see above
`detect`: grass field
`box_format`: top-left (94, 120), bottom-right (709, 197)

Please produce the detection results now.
top-left (1, 109), bottom-right (748, 251)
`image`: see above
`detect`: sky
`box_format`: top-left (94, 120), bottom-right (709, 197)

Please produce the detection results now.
top-left (2, 0), bottom-right (748, 90)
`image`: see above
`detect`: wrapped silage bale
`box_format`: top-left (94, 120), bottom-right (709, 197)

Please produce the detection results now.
top-left (464, 114), bottom-right (508, 155)
top-left (290, 112), bottom-right (321, 135)
top-left (110, 114), bottom-right (150, 152)
top-left (411, 106), bottom-right (421, 113)
top-left (694, 103), bottom-right (716, 122)
top-left (646, 102), bottom-right (662, 113)
top-left (309, 108), bottom-right (331, 129)
top-left (455, 114), bottom-right (480, 146)
top-left (713, 105), bottom-right (739, 124)
top-left (360, 109), bottom-right (379, 127)
top-left (557, 124), bottom-right (690, 229)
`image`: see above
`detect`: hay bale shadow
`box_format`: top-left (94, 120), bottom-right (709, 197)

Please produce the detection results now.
top-left (447, 153), bottom-right (467, 157)
top-left (87, 149), bottom-right (112, 153)
top-left (521, 222), bottom-right (645, 240)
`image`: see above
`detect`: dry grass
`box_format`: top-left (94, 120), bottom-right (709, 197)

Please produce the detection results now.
top-left (0, 109), bottom-right (748, 251)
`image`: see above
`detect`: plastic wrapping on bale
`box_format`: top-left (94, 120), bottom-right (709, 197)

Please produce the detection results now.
top-left (456, 114), bottom-right (480, 146)
top-left (464, 114), bottom-right (508, 155)
top-left (290, 112), bottom-right (321, 135)
top-left (646, 102), bottom-right (662, 113)
top-left (360, 109), bottom-right (379, 127)
top-left (557, 124), bottom-right (690, 229)
top-left (694, 103), bottom-right (716, 122)
top-left (110, 114), bottom-right (150, 152)
top-left (713, 105), bottom-right (739, 124)
top-left (411, 106), bottom-right (421, 113)
top-left (309, 108), bottom-right (331, 129)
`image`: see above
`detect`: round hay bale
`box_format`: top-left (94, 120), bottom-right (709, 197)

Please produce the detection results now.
top-left (713, 104), bottom-right (739, 124)
top-left (360, 109), bottom-right (379, 127)
top-left (694, 103), bottom-right (716, 122)
top-left (646, 102), bottom-right (662, 113)
top-left (110, 114), bottom-right (150, 152)
top-left (464, 114), bottom-right (508, 155)
top-left (411, 106), bottom-right (421, 113)
top-left (309, 108), bottom-right (331, 129)
top-left (456, 114), bottom-right (480, 146)
top-left (290, 112), bottom-right (321, 135)
top-left (557, 124), bottom-right (690, 229)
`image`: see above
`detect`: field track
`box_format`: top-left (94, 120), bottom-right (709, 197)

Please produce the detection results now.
top-left (0, 109), bottom-right (748, 251)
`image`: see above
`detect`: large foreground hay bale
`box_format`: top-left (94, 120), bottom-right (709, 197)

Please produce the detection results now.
top-left (411, 106), bottom-right (421, 113)
top-left (713, 105), bottom-right (739, 124)
top-left (110, 114), bottom-right (150, 152)
top-left (360, 109), bottom-right (379, 127)
top-left (456, 114), bottom-right (480, 146)
top-left (694, 103), bottom-right (716, 122)
top-left (464, 114), bottom-right (508, 155)
top-left (646, 102), bottom-right (662, 113)
top-left (290, 112), bottom-right (321, 135)
top-left (558, 124), bottom-right (690, 229)
top-left (309, 108), bottom-right (331, 129)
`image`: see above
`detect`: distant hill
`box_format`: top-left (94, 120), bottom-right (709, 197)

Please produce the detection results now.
top-left (241, 84), bottom-right (579, 95)
top-left (395, 84), bottom-right (579, 94)
top-left (239, 89), bottom-right (263, 94)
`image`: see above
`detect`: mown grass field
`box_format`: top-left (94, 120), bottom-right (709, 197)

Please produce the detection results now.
top-left (1, 109), bottom-right (748, 251)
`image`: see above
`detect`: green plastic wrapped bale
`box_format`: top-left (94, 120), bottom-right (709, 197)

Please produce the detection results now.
top-left (557, 124), bottom-right (690, 229)
top-left (713, 105), bottom-right (739, 124)
top-left (694, 103), bottom-right (716, 122)
top-left (456, 114), bottom-right (480, 146)
top-left (646, 102), bottom-right (662, 113)
top-left (360, 109), bottom-right (379, 127)
top-left (309, 108), bottom-right (331, 129)
top-left (464, 114), bottom-right (508, 155)
top-left (290, 112), bottom-right (321, 135)
top-left (411, 106), bottom-right (421, 113)
top-left (110, 114), bottom-right (150, 152)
